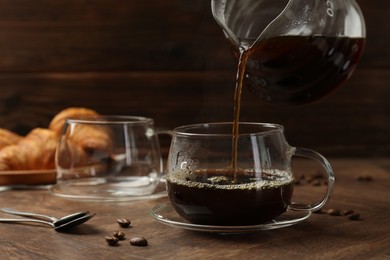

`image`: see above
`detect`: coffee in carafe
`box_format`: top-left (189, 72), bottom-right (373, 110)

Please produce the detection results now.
top-left (237, 35), bottom-right (365, 105)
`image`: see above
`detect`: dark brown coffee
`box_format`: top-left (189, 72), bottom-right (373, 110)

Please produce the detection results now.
top-left (234, 35), bottom-right (366, 106)
top-left (167, 169), bottom-right (294, 225)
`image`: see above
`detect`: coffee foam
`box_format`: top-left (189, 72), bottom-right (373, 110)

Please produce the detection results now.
top-left (167, 169), bottom-right (293, 190)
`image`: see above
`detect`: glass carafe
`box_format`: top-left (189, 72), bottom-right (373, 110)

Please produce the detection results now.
top-left (212, 0), bottom-right (366, 105)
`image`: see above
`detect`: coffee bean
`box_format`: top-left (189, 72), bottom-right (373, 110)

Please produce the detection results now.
top-left (130, 237), bottom-right (148, 247)
top-left (357, 175), bottom-right (373, 182)
top-left (306, 177), bottom-right (315, 184)
top-left (348, 213), bottom-right (360, 221)
top-left (327, 209), bottom-right (341, 216)
top-left (342, 209), bottom-right (354, 216)
top-left (105, 236), bottom-right (119, 246)
top-left (312, 180), bottom-right (322, 186)
top-left (313, 208), bottom-right (324, 214)
top-left (117, 218), bottom-right (131, 228)
top-left (113, 231), bottom-right (126, 240)
top-left (294, 179), bottom-right (302, 185)
top-left (311, 171), bottom-right (324, 179)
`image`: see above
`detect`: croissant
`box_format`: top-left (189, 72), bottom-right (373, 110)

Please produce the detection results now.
top-left (49, 107), bottom-right (99, 135)
top-left (50, 107), bottom-right (112, 152)
top-left (0, 145), bottom-right (26, 171)
top-left (0, 128), bottom-right (58, 171)
top-left (56, 137), bottom-right (89, 169)
top-left (0, 107), bottom-right (111, 172)
top-left (68, 124), bottom-right (113, 153)
top-left (0, 128), bottom-right (22, 149)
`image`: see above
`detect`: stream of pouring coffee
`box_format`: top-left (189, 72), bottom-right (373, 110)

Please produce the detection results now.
top-left (231, 48), bottom-right (251, 180)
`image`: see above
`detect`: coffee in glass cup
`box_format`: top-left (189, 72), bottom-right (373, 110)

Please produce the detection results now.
top-left (166, 122), bottom-right (334, 225)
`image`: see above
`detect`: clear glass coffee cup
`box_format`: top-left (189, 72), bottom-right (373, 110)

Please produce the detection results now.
top-left (51, 116), bottom-right (164, 201)
top-left (166, 122), bottom-right (334, 225)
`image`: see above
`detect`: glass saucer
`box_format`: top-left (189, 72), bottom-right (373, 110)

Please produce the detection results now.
top-left (150, 203), bottom-right (311, 233)
top-left (50, 179), bottom-right (167, 202)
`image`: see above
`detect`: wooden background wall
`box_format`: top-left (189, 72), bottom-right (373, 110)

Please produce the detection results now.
top-left (0, 0), bottom-right (387, 158)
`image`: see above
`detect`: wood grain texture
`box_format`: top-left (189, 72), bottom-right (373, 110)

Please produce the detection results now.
top-left (0, 69), bottom-right (387, 157)
top-left (0, 0), bottom-right (387, 157)
top-left (0, 158), bottom-right (388, 259)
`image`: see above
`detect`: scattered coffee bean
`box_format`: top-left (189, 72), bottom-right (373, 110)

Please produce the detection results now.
top-left (130, 237), bottom-right (148, 247)
top-left (348, 213), bottom-right (360, 221)
top-left (113, 231), bottom-right (126, 240)
top-left (312, 180), bottom-right (322, 186)
top-left (311, 171), bottom-right (324, 179)
top-left (342, 209), bottom-right (354, 216)
top-left (117, 218), bottom-right (131, 228)
top-left (356, 175), bottom-right (373, 182)
top-left (294, 173), bottom-right (328, 187)
top-left (318, 208), bottom-right (362, 221)
top-left (327, 209), bottom-right (341, 216)
top-left (313, 208), bottom-right (324, 214)
top-left (105, 236), bottom-right (119, 246)
top-left (306, 177), bottom-right (315, 184)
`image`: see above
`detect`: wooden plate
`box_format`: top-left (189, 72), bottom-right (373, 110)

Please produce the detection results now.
top-left (0, 169), bottom-right (56, 186)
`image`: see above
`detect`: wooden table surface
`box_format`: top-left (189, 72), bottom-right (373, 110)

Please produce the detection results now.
top-left (0, 158), bottom-right (388, 259)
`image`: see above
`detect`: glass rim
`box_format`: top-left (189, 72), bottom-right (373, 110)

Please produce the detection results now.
top-left (65, 115), bottom-right (154, 125)
top-left (172, 122), bottom-right (284, 137)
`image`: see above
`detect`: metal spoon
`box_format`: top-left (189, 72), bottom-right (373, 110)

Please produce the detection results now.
top-left (0, 208), bottom-right (95, 231)
top-left (1, 208), bottom-right (89, 226)
top-left (0, 213), bottom-right (95, 232)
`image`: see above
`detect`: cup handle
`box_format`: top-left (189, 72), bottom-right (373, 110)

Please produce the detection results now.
top-left (289, 147), bottom-right (335, 212)
top-left (156, 129), bottom-right (174, 136)
top-left (155, 129), bottom-right (174, 183)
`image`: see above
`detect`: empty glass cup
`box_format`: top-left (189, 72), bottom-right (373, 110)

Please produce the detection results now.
top-left (50, 116), bottom-right (164, 201)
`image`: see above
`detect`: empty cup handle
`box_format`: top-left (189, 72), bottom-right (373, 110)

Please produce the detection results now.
top-left (156, 129), bottom-right (174, 136)
top-left (289, 147), bottom-right (335, 212)
top-left (155, 129), bottom-right (174, 183)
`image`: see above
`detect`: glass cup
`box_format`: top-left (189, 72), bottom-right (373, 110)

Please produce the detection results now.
top-left (51, 116), bottom-right (164, 201)
top-left (166, 122), bottom-right (334, 225)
